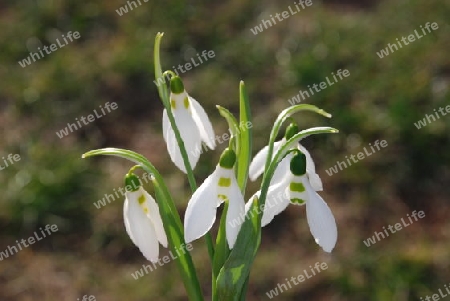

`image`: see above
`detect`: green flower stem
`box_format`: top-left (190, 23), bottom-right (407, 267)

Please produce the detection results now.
top-left (82, 148), bottom-right (204, 301)
top-left (263, 104), bottom-right (332, 184)
top-left (259, 127), bottom-right (339, 209)
top-left (154, 33), bottom-right (215, 263)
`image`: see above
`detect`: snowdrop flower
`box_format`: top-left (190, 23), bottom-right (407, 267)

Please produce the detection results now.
top-left (249, 152), bottom-right (337, 252)
top-left (123, 173), bottom-right (168, 262)
top-left (249, 123), bottom-right (323, 191)
top-left (162, 76), bottom-right (216, 173)
top-left (184, 148), bottom-right (245, 248)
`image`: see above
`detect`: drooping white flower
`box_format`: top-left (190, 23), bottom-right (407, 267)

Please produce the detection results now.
top-left (162, 76), bottom-right (216, 173)
top-left (249, 123), bottom-right (323, 191)
top-left (184, 148), bottom-right (245, 248)
top-left (123, 174), bottom-right (168, 262)
top-left (248, 152), bottom-right (337, 253)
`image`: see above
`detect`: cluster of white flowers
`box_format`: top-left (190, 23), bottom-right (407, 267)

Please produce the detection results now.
top-left (122, 76), bottom-right (337, 262)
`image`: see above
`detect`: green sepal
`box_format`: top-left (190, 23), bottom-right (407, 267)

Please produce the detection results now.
top-left (170, 76), bottom-right (185, 94)
top-left (290, 152), bottom-right (307, 176)
top-left (124, 173), bottom-right (141, 191)
top-left (219, 148), bottom-right (236, 169)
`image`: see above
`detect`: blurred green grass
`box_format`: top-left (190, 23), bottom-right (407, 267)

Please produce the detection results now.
top-left (0, 0), bottom-right (449, 300)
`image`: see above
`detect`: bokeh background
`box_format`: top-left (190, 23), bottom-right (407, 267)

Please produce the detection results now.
top-left (1, 0), bottom-right (449, 300)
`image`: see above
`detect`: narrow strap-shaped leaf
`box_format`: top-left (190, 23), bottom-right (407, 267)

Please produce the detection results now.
top-left (216, 196), bottom-right (261, 301)
top-left (212, 202), bottom-right (230, 301)
top-left (237, 81), bottom-right (252, 192)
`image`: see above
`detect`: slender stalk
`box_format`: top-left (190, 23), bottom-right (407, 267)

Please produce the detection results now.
top-left (154, 33), bottom-right (214, 262)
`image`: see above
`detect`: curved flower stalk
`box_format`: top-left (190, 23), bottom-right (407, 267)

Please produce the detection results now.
top-left (249, 150), bottom-right (337, 253)
top-left (163, 76), bottom-right (216, 173)
top-left (249, 122), bottom-right (323, 191)
top-left (123, 172), bottom-right (168, 262)
top-left (184, 148), bottom-right (245, 248)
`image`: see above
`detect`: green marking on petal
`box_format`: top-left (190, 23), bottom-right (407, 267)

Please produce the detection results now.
top-left (290, 182), bottom-right (305, 192)
top-left (218, 177), bottom-right (231, 187)
top-left (218, 194), bottom-right (228, 201)
top-left (170, 99), bottom-right (176, 109)
top-left (291, 198), bottom-right (306, 205)
top-left (184, 97), bottom-right (190, 109)
top-left (138, 195), bottom-right (146, 204)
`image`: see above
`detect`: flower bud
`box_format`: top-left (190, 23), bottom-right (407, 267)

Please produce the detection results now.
top-left (284, 122), bottom-right (299, 140)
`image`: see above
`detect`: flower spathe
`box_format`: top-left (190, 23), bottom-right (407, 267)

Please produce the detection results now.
top-left (123, 174), bottom-right (168, 262)
top-left (184, 148), bottom-right (245, 248)
top-left (162, 76), bottom-right (216, 173)
top-left (248, 152), bottom-right (337, 253)
top-left (249, 123), bottom-right (323, 191)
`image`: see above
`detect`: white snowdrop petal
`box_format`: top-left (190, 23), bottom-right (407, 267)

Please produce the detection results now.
top-left (249, 140), bottom-right (284, 181)
top-left (261, 177), bottom-right (291, 227)
top-left (307, 172), bottom-right (323, 192)
top-left (298, 144), bottom-right (323, 191)
top-left (184, 171), bottom-right (221, 243)
top-left (225, 177), bottom-right (246, 248)
top-left (304, 181), bottom-right (337, 253)
top-left (162, 109), bottom-right (170, 145)
top-left (189, 96), bottom-right (216, 150)
top-left (124, 190), bottom-right (160, 262)
top-left (270, 154), bottom-right (291, 186)
top-left (142, 189), bottom-right (168, 248)
top-left (165, 110), bottom-right (202, 173)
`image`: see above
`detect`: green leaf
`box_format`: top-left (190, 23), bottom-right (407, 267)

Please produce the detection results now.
top-left (212, 202), bottom-right (230, 301)
top-left (237, 81), bottom-right (252, 192)
top-left (216, 196), bottom-right (261, 301)
top-left (82, 148), bottom-right (204, 301)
